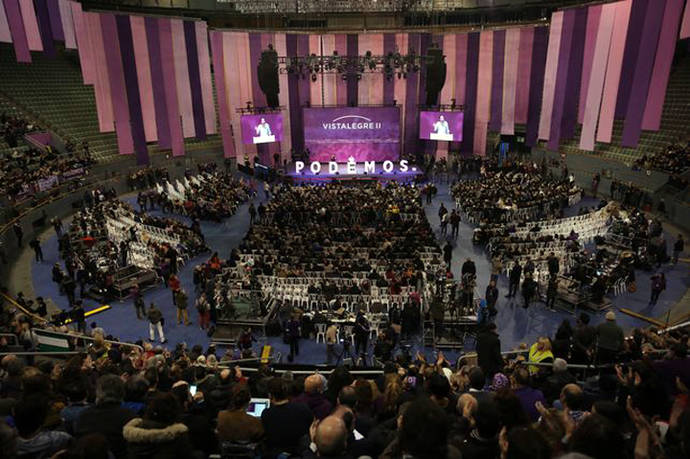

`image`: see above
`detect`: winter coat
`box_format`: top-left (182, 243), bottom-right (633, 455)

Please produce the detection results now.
top-left (122, 418), bottom-right (194, 459)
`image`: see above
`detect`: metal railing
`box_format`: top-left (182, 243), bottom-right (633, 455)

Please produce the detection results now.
top-left (32, 328), bottom-right (145, 353)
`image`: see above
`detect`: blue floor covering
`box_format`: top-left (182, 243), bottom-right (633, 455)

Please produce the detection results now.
top-left (30, 177), bottom-right (689, 365)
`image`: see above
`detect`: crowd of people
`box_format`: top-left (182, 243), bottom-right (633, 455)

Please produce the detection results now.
top-left (451, 161), bottom-right (581, 224)
top-left (53, 190), bottom-right (207, 302)
top-left (1, 112), bottom-right (93, 200)
top-left (146, 172), bottom-right (251, 222)
top-left (0, 291), bottom-right (688, 459)
top-left (634, 141), bottom-right (690, 175)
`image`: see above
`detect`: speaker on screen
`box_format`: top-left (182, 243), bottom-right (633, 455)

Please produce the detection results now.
top-left (425, 46), bottom-right (446, 107)
top-left (258, 45), bottom-right (280, 108)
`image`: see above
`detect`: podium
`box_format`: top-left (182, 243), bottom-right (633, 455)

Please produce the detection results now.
top-left (430, 132), bottom-right (453, 141)
top-left (253, 135), bottom-right (275, 144)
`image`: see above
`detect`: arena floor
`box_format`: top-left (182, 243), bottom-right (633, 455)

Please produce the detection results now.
top-left (30, 177), bottom-right (690, 364)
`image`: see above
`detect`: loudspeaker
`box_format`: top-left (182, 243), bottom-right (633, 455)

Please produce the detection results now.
top-left (425, 46), bottom-right (446, 106)
top-left (258, 46), bottom-right (280, 108)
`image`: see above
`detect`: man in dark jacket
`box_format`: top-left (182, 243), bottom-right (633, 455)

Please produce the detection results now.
top-left (475, 323), bottom-right (503, 378)
top-left (572, 313), bottom-right (596, 364)
top-left (75, 375), bottom-right (136, 459)
top-left (147, 303), bottom-right (166, 343)
top-left (547, 252), bottom-right (560, 276)
top-left (292, 374), bottom-right (333, 420)
top-left (485, 280), bottom-right (498, 316)
top-left (595, 311), bottom-right (624, 363)
top-left (507, 262), bottom-right (521, 298)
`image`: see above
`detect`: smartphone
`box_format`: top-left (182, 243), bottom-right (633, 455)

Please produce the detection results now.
top-left (406, 376), bottom-right (417, 387)
top-left (189, 385), bottom-right (197, 396)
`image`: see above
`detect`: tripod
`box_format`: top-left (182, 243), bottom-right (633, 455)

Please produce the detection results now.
top-left (335, 337), bottom-right (361, 366)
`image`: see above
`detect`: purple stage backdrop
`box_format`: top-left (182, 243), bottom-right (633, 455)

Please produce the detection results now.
top-left (419, 111), bottom-right (464, 141)
top-left (303, 107), bottom-right (400, 162)
top-left (240, 113), bottom-right (284, 144)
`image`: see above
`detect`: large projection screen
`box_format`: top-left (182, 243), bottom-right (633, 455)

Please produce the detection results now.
top-left (419, 111), bottom-right (464, 142)
top-left (303, 107), bottom-right (400, 162)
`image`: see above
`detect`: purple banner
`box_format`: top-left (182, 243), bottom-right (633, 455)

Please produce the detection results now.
top-left (303, 107), bottom-right (400, 162)
top-left (240, 114), bottom-right (284, 144)
top-left (419, 111), bottom-right (464, 142)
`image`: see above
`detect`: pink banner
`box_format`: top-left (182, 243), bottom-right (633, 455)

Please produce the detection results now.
top-left (335, 34), bottom-right (347, 107)
top-left (680, 0), bottom-right (690, 38)
top-left (196, 22), bottom-right (216, 135)
top-left (159, 18), bottom-right (184, 156)
top-left (171, 19), bottom-right (194, 139)
top-left (501, 28), bottom-right (520, 134)
top-left (222, 32), bottom-right (242, 160)
top-left (58, 0), bottom-right (75, 48)
top-left (100, 13), bottom-right (133, 155)
top-left (580, 3), bottom-right (616, 151)
top-left (394, 33), bottom-right (408, 144)
top-left (240, 32), bottom-right (257, 161)
top-left (19, 0), bottom-right (42, 51)
top-left (539, 11), bottom-right (563, 140)
top-left (454, 33), bottom-right (467, 105)
top-left (474, 30), bottom-right (493, 155)
top-left (515, 27), bottom-right (534, 124)
top-left (275, 32), bottom-right (291, 158)
top-left (130, 16), bottom-right (157, 142)
top-left (70, 2), bottom-right (93, 84)
top-left (309, 34), bottom-right (323, 106)
top-left (367, 34), bottom-right (384, 106)
top-left (86, 12), bottom-right (114, 132)
top-left (210, 32), bottom-right (233, 157)
top-left (579, 5), bottom-right (602, 124)
top-left (597, 0), bottom-right (632, 143)
top-left (643, 0), bottom-right (685, 130)
top-left (321, 34), bottom-right (337, 107)
top-left (437, 33), bottom-right (456, 160)
top-left (0, 0), bottom-right (11, 43)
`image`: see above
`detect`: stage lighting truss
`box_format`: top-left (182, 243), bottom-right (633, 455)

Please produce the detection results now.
top-left (274, 50), bottom-right (438, 81)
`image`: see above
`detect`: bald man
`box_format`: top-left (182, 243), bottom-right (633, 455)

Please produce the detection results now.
top-left (292, 373), bottom-right (333, 420)
top-left (313, 416), bottom-right (348, 457)
top-left (559, 383), bottom-right (588, 425)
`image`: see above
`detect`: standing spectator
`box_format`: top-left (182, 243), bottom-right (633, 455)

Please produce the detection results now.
top-left (521, 274), bottom-right (536, 309)
top-left (443, 242), bottom-right (453, 268)
top-left (168, 273), bottom-right (181, 305)
top-left (545, 277), bottom-right (558, 311)
top-left (476, 322), bottom-right (503, 378)
top-left (72, 300), bottom-right (86, 333)
top-left (51, 216), bottom-right (63, 237)
top-left (248, 202), bottom-right (256, 224)
top-left (196, 293), bottom-right (211, 330)
top-left (131, 284), bottom-right (145, 319)
top-left (591, 172), bottom-right (600, 197)
top-left (507, 262), bottom-right (521, 298)
top-left (485, 279), bottom-right (498, 316)
top-left (326, 324), bottom-right (338, 365)
top-left (572, 313), bottom-right (595, 364)
top-left (438, 203), bottom-right (448, 224)
top-left (440, 211), bottom-right (449, 235)
top-left (649, 273), bottom-right (666, 306)
top-left (13, 222), bottom-right (23, 247)
top-left (175, 289), bottom-right (189, 326)
top-left (450, 209), bottom-right (461, 239)
top-left (354, 308), bottom-right (370, 361)
top-left (63, 276), bottom-right (76, 306)
top-left (147, 303), bottom-right (166, 343)
top-left (29, 237), bottom-right (43, 262)
top-left (672, 234), bottom-right (684, 264)
top-left (547, 252), bottom-right (559, 276)
top-left (596, 311), bottom-right (623, 363)
top-left (511, 367), bottom-right (546, 422)
top-left (286, 313), bottom-right (300, 362)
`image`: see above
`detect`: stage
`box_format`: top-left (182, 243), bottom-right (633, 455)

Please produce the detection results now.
top-left (283, 161), bottom-right (424, 184)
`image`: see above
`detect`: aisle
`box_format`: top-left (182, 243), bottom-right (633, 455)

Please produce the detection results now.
top-left (30, 176), bottom-right (689, 363)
